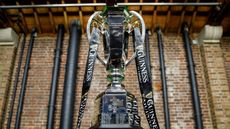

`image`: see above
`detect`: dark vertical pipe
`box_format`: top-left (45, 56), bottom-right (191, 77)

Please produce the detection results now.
top-left (156, 27), bottom-right (170, 129)
top-left (60, 20), bottom-right (81, 129)
top-left (46, 24), bottom-right (64, 129)
top-left (181, 23), bottom-right (203, 129)
top-left (6, 33), bottom-right (26, 129)
top-left (14, 28), bottom-right (36, 129)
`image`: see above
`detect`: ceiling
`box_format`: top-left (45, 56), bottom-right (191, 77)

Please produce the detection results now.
top-left (0, 0), bottom-right (229, 35)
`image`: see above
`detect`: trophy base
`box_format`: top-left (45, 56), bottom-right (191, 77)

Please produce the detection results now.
top-left (89, 126), bottom-right (143, 129)
top-left (90, 86), bottom-right (143, 129)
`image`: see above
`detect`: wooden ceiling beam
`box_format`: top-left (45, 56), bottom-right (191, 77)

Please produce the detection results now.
top-left (0, 3), bottom-right (16, 32)
top-left (47, 1), bottom-right (55, 33)
top-left (0, 11), bottom-right (8, 28)
top-left (16, 2), bottom-right (28, 33)
top-left (208, 0), bottom-right (230, 25)
top-left (177, 0), bottom-right (188, 34)
top-left (139, 0), bottom-right (143, 16)
top-left (1, 0), bottom-right (226, 34)
top-left (32, 1), bottom-right (42, 33)
top-left (0, 18), bottom-right (7, 28)
top-left (152, 0), bottom-right (158, 31)
top-left (164, 0), bottom-right (173, 33)
top-left (190, 0), bottom-right (200, 33)
top-left (62, 0), bottom-right (69, 33)
top-left (78, 0), bottom-right (84, 33)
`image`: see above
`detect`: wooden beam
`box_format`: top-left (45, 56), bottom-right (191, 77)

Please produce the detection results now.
top-left (0, 18), bottom-right (7, 28)
top-left (164, 0), bottom-right (173, 33)
top-left (190, 0), bottom-right (200, 33)
top-left (177, 0), bottom-right (188, 34)
top-left (152, 0), bottom-right (158, 31)
top-left (164, 7), bottom-right (171, 33)
top-left (31, 1), bottom-right (41, 33)
top-left (0, 11), bottom-right (12, 28)
top-left (0, 3), bottom-right (15, 31)
top-left (208, 0), bottom-right (230, 25)
top-left (62, 0), bottom-right (69, 33)
top-left (0, 2), bottom-right (8, 28)
top-left (139, 0), bottom-right (143, 16)
top-left (16, 2), bottom-right (28, 33)
top-left (78, 0), bottom-right (84, 34)
top-left (47, 1), bottom-right (55, 33)
top-left (93, 0), bottom-right (97, 11)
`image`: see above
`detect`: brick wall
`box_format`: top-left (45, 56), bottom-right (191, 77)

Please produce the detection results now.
top-left (221, 37), bottom-right (230, 88)
top-left (1, 33), bottom-right (229, 129)
top-left (200, 40), bottom-right (230, 129)
top-left (0, 45), bottom-right (16, 128)
top-left (150, 34), bottom-right (213, 129)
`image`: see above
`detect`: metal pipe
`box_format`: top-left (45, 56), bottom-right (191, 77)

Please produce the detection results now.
top-left (156, 27), bottom-right (170, 129)
top-left (118, 2), bottom-right (221, 6)
top-left (181, 23), bottom-right (203, 129)
top-left (46, 24), bottom-right (64, 129)
top-left (60, 20), bottom-right (81, 129)
top-left (0, 3), bottom-right (105, 9)
top-left (0, 2), bottom-right (221, 9)
top-left (14, 28), bottom-right (36, 129)
top-left (6, 33), bottom-right (26, 129)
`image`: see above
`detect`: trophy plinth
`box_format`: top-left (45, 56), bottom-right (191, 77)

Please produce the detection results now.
top-left (89, 127), bottom-right (143, 129)
top-left (89, 83), bottom-right (143, 129)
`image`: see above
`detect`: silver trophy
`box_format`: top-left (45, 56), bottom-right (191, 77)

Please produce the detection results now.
top-left (76, 1), bottom-right (159, 129)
